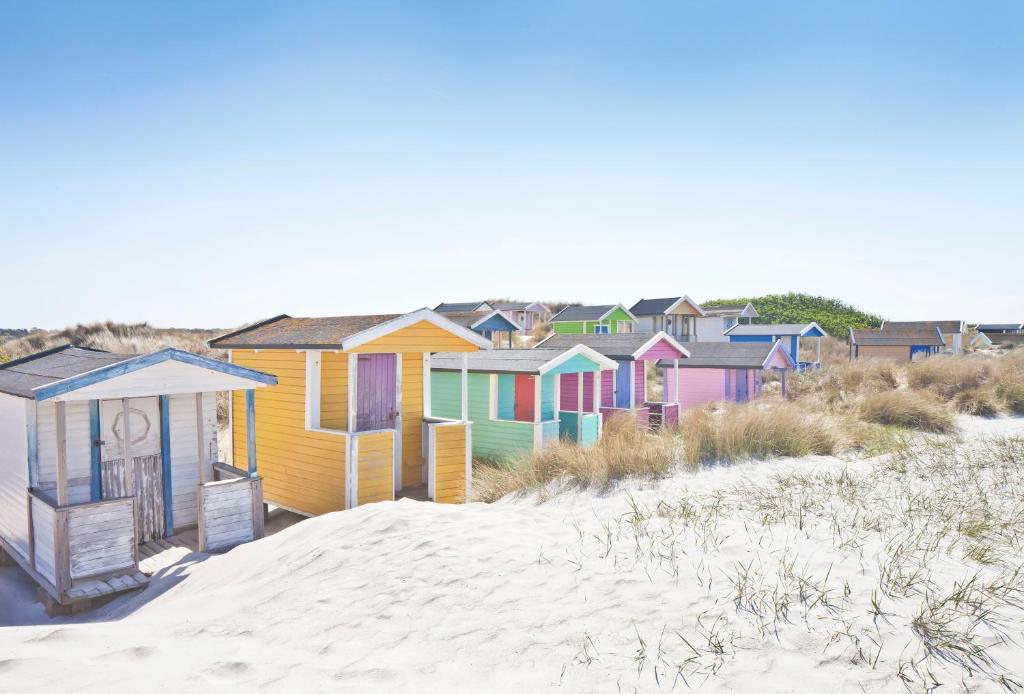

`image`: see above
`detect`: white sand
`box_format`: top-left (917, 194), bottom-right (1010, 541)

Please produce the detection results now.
top-left (1, 416), bottom-right (1023, 693)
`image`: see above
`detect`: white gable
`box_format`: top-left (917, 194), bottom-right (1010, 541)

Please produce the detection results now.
top-left (50, 360), bottom-right (272, 402)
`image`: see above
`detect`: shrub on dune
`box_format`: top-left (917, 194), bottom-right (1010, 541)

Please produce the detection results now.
top-left (953, 388), bottom-right (999, 417)
top-left (1000, 384), bottom-right (1024, 415)
top-left (907, 356), bottom-right (992, 400)
top-left (859, 391), bottom-right (954, 433)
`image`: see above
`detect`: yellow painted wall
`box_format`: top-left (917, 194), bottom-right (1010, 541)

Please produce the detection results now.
top-left (355, 431), bottom-right (394, 505)
top-left (434, 424), bottom-right (467, 504)
top-left (401, 353), bottom-right (425, 485)
top-left (320, 352), bottom-right (348, 430)
top-left (350, 320), bottom-right (479, 353)
top-left (856, 345), bottom-right (911, 361)
top-left (230, 350), bottom-right (347, 516)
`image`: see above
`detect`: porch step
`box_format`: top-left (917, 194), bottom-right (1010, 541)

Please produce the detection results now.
top-left (66, 571), bottom-right (149, 601)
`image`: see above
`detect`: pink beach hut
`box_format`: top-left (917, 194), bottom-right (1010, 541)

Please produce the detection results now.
top-left (535, 332), bottom-right (690, 427)
top-left (659, 341), bottom-right (795, 409)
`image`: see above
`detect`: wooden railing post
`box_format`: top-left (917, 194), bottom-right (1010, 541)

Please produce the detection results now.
top-left (54, 508), bottom-right (70, 599)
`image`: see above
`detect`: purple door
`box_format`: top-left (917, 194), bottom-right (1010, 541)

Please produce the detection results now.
top-left (357, 354), bottom-right (397, 431)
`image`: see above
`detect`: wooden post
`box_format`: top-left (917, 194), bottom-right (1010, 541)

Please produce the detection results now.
top-left (54, 509), bottom-right (70, 599)
top-left (347, 353), bottom-right (358, 433)
top-left (196, 393), bottom-right (206, 484)
top-left (460, 353), bottom-right (468, 422)
top-left (55, 401), bottom-right (68, 506)
top-left (121, 398), bottom-right (135, 500)
top-left (422, 353), bottom-right (432, 419)
top-left (816, 337), bottom-right (821, 365)
top-left (533, 374), bottom-right (542, 452)
top-left (245, 389), bottom-right (256, 477)
top-left (673, 359), bottom-right (680, 406)
top-left (576, 371), bottom-right (584, 442)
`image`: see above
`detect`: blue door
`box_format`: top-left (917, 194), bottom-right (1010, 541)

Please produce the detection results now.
top-left (614, 359), bottom-right (631, 408)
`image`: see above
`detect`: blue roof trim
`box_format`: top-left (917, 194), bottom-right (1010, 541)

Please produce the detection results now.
top-left (32, 348), bottom-right (277, 401)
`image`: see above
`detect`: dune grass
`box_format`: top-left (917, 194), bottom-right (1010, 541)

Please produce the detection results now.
top-left (1, 321), bottom-right (222, 359)
top-left (859, 390), bottom-right (955, 433)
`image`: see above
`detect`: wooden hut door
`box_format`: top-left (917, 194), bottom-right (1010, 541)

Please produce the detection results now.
top-left (614, 360), bottom-right (632, 408)
top-left (736, 370), bottom-right (749, 402)
top-left (98, 397), bottom-right (165, 542)
top-left (356, 354), bottom-right (398, 431)
top-left (513, 374), bottom-right (534, 422)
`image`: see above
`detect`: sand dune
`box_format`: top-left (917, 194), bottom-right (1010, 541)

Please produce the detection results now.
top-left (1, 416), bottom-right (1023, 692)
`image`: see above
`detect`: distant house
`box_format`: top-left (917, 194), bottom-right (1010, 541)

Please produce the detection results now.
top-left (881, 320), bottom-right (966, 355)
top-left (434, 301), bottom-right (494, 314)
top-left (550, 305), bottom-right (638, 335)
top-left (489, 302), bottom-right (551, 332)
top-left (430, 346), bottom-right (618, 456)
top-left (724, 322), bottom-right (828, 369)
top-left (971, 332), bottom-right (994, 349)
top-left (536, 332), bottom-right (689, 428)
top-left (629, 296), bottom-right (704, 343)
top-left (976, 323), bottom-right (1023, 335)
top-left (695, 303), bottom-right (760, 342)
top-left (441, 310), bottom-right (523, 349)
top-left (659, 341), bottom-right (796, 409)
top-left (849, 328), bottom-right (944, 361)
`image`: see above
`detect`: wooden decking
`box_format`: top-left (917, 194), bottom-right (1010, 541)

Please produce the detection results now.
top-left (66, 570), bottom-right (149, 602)
top-left (138, 529), bottom-right (201, 575)
top-left (397, 484), bottom-right (430, 501)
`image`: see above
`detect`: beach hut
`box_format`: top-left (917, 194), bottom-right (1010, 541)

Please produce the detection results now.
top-left (535, 332), bottom-right (689, 428)
top-left (629, 296), bottom-right (704, 343)
top-left (209, 309), bottom-right (491, 513)
top-left (881, 320), bottom-right (966, 354)
top-left (849, 328), bottom-right (945, 361)
top-left (976, 323), bottom-right (1023, 335)
top-left (440, 310), bottom-right (522, 348)
top-left (0, 345), bottom-right (276, 611)
top-left (659, 341), bottom-right (796, 408)
top-left (430, 346), bottom-right (618, 456)
top-left (971, 332), bottom-right (994, 349)
top-left (724, 322), bottom-right (828, 370)
top-left (694, 303), bottom-right (760, 342)
top-left (489, 301), bottom-right (551, 332)
top-left (550, 304), bottom-right (638, 335)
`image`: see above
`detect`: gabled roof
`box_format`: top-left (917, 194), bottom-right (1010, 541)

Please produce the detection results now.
top-left (850, 328), bottom-right (944, 347)
top-left (724, 322), bottom-right (827, 338)
top-left (0, 345), bottom-right (277, 400)
top-left (701, 302), bottom-right (760, 319)
top-left (549, 304), bottom-right (638, 323)
top-left (434, 301), bottom-right (492, 314)
top-left (442, 310), bottom-right (522, 332)
top-left (431, 345), bottom-right (617, 375)
top-left (489, 301), bottom-right (550, 313)
top-left (656, 341), bottom-right (795, 370)
top-left (881, 320), bottom-right (965, 335)
top-left (977, 323), bottom-right (1023, 332)
top-left (629, 296), bottom-right (706, 317)
top-left (209, 308), bottom-right (493, 350)
top-left (534, 331), bottom-right (689, 360)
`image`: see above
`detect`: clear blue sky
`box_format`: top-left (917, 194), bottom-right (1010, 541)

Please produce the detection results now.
top-left (2, 1), bottom-right (1021, 329)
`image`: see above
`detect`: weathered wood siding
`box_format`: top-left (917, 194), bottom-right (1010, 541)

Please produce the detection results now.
top-left (67, 497), bottom-right (135, 580)
top-left (355, 431), bottom-right (394, 505)
top-left (31, 495), bottom-right (57, 586)
top-left (231, 350), bottom-right (346, 516)
top-left (0, 394), bottom-right (30, 560)
top-left (855, 345), bottom-right (912, 361)
top-left (168, 392), bottom-right (216, 530)
top-left (36, 400), bottom-right (92, 504)
top-left (433, 424), bottom-right (468, 503)
top-left (199, 478), bottom-right (257, 551)
top-left (101, 454), bottom-right (164, 542)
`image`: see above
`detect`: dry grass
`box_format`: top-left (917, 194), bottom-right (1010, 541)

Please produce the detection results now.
top-left (679, 402), bottom-right (840, 464)
top-left (859, 390), bottom-right (955, 433)
top-left (1, 321), bottom-right (222, 359)
top-left (953, 388), bottom-right (1000, 417)
top-left (473, 415), bottom-right (686, 502)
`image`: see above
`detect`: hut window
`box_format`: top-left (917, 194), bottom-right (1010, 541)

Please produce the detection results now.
top-left (617, 321), bottom-right (634, 334)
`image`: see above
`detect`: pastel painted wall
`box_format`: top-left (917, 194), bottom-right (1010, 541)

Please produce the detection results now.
top-left (430, 371), bottom-right (535, 459)
top-left (634, 360), bottom-right (646, 404)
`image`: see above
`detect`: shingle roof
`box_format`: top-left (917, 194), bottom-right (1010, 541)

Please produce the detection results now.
top-left (489, 301), bottom-right (529, 311)
top-left (209, 314), bottom-right (404, 348)
top-left (434, 302), bottom-right (489, 313)
top-left (655, 342), bottom-right (781, 369)
top-left (850, 329), bottom-right (944, 346)
top-left (0, 345), bottom-right (137, 398)
top-left (701, 303), bottom-right (760, 319)
top-left (977, 323), bottom-right (1023, 332)
top-left (535, 332), bottom-right (681, 360)
top-left (442, 311), bottom-right (519, 331)
top-left (629, 298), bottom-right (680, 316)
top-left (882, 320), bottom-right (964, 335)
top-left (550, 305), bottom-right (619, 322)
top-left (724, 323), bottom-right (825, 337)
top-left (432, 348), bottom-right (613, 374)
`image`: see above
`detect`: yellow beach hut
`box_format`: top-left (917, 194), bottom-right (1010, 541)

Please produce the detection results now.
top-left (209, 309), bottom-right (492, 515)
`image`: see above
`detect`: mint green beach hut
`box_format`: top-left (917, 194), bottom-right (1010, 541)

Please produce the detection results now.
top-left (430, 346), bottom-right (618, 460)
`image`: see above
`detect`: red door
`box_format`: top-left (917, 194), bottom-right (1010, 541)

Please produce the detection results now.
top-left (513, 374), bottom-right (535, 422)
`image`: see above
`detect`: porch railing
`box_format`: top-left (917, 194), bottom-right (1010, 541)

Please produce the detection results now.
top-left (423, 418), bottom-right (471, 504)
top-left (646, 402), bottom-right (680, 428)
top-left (28, 490), bottom-right (137, 601)
top-left (198, 476), bottom-right (264, 553)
